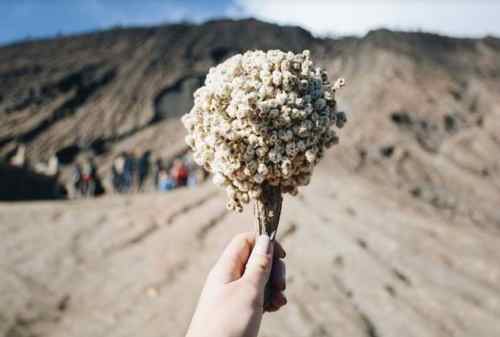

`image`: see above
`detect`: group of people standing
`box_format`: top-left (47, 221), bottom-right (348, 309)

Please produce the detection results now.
top-left (111, 151), bottom-right (151, 193)
top-left (72, 157), bottom-right (104, 198)
top-left (155, 157), bottom-right (206, 192)
top-left (111, 150), bottom-right (207, 194)
top-left (8, 143), bottom-right (206, 199)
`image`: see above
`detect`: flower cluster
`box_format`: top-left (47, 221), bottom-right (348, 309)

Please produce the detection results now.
top-left (182, 50), bottom-right (346, 212)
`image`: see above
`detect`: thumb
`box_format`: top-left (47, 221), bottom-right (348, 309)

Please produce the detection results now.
top-left (243, 234), bottom-right (273, 290)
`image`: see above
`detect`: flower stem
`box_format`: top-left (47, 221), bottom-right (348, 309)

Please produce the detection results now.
top-left (254, 183), bottom-right (283, 240)
top-left (254, 182), bottom-right (283, 309)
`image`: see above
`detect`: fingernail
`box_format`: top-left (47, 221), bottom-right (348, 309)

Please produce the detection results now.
top-left (255, 234), bottom-right (271, 255)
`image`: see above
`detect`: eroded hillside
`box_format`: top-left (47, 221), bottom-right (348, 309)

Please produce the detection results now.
top-left (1, 19), bottom-right (500, 337)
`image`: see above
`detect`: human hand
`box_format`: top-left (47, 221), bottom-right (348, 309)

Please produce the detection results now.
top-left (186, 232), bottom-right (287, 337)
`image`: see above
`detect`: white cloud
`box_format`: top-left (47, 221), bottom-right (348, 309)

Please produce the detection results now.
top-left (230, 0), bottom-right (500, 37)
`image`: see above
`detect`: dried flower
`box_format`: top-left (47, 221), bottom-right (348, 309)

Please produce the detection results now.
top-left (182, 50), bottom-right (347, 212)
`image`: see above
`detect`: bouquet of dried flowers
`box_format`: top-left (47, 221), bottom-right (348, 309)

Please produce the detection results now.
top-left (182, 49), bottom-right (346, 238)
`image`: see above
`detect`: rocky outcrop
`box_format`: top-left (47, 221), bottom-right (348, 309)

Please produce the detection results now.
top-left (0, 163), bottom-right (66, 201)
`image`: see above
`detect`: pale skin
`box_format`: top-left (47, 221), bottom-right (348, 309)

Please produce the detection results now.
top-left (186, 232), bottom-right (287, 337)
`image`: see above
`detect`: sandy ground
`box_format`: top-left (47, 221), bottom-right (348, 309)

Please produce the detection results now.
top-left (2, 164), bottom-right (500, 337)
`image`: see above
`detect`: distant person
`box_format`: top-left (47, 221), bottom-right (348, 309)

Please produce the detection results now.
top-left (72, 163), bottom-right (83, 198)
top-left (80, 160), bottom-right (95, 197)
top-left (157, 169), bottom-right (175, 192)
top-left (89, 157), bottom-right (97, 179)
top-left (187, 171), bottom-right (197, 188)
top-left (88, 157), bottom-right (105, 196)
top-left (123, 151), bottom-right (136, 192)
top-left (184, 155), bottom-right (195, 186)
top-left (188, 168), bottom-right (206, 188)
top-left (112, 154), bottom-right (126, 193)
top-left (137, 151), bottom-right (151, 191)
top-left (170, 159), bottom-right (188, 187)
top-left (184, 154), bottom-right (196, 171)
top-left (153, 158), bottom-right (164, 188)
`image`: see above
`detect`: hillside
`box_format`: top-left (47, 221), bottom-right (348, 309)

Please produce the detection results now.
top-left (1, 19), bottom-right (500, 337)
top-left (1, 20), bottom-right (500, 209)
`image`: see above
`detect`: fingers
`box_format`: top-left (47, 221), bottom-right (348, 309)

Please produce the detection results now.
top-left (264, 291), bottom-right (287, 312)
top-left (243, 234), bottom-right (274, 290)
top-left (209, 232), bottom-right (254, 284)
top-left (270, 259), bottom-right (286, 291)
top-left (243, 234), bottom-right (288, 313)
top-left (208, 232), bottom-right (287, 290)
top-left (264, 258), bottom-right (286, 312)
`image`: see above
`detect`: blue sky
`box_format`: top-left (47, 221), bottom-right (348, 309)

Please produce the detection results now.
top-left (2, 0), bottom-right (500, 45)
top-left (0, 0), bottom-right (231, 44)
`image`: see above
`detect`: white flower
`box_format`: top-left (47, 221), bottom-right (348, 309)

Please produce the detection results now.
top-left (258, 163), bottom-right (269, 176)
top-left (272, 71), bottom-right (283, 86)
top-left (182, 49), bottom-right (347, 212)
top-left (305, 150), bottom-right (317, 163)
top-left (254, 174), bottom-right (265, 184)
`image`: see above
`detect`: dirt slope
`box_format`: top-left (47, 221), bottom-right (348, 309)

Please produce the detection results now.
top-left (1, 20), bottom-right (499, 200)
top-left (1, 163), bottom-right (500, 337)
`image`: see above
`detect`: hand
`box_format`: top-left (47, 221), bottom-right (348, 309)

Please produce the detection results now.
top-left (186, 232), bottom-right (287, 337)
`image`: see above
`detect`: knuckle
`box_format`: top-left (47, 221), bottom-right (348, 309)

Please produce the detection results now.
top-left (253, 255), bottom-right (271, 271)
top-left (233, 232), bottom-right (253, 243)
top-left (230, 234), bottom-right (245, 246)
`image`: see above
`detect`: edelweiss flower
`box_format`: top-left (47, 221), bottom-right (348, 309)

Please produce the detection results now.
top-left (182, 50), bottom-right (346, 212)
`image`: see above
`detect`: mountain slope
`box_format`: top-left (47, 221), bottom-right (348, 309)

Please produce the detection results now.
top-left (1, 21), bottom-right (499, 206)
top-left (1, 19), bottom-right (500, 337)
